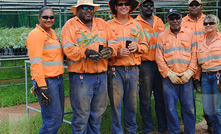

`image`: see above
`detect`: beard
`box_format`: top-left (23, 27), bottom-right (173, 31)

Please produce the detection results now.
top-left (144, 9), bottom-right (153, 17)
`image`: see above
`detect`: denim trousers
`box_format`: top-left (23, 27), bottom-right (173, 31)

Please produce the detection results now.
top-left (108, 66), bottom-right (139, 134)
top-left (162, 78), bottom-right (195, 134)
top-left (36, 76), bottom-right (65, 134)
top-left (201, 72), bottom-right (221, 134)
top-left (139, 61), bottom-right (167, 133)
top-left (69, 72), bottom-right (107, 134)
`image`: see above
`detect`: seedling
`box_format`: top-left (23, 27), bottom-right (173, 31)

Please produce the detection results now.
top-left (130, 21), bottom-right (150, 42)
top-left (78, 31), bottom-right (99, 47)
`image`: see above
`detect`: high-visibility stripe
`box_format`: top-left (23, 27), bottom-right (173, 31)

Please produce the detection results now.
top-left (67, 59), bottom-right (86, 66)
top-left (167, 59), bottom-right (190, 65)
top-left (30, 58), bottom-right (42, 64)
top-left (164, 47), bottom-right (191, 54)
top-left (108, 40), bottom-right (117, 45)
top-left (193, 31), bottom-right (206, 35)
top-left (191, 42), bottom-right (197, 49)
top-left (43, 61), bottom-right (64, 66)
top-left (75, 37), bottom-right (106, 44)
top-left (117, 37), bottom-right (139, 43)
top-left (141, 42), bottom-right (148, 46)
top-left (156, 44), bottom-right (164, 51)
top-left (198, 55), bottom-right (221, 63)
top-left (149, 44), bottom-right (157, 50)
top-left (63, 42), bottom-right (78, 48)
top-left (202, 65), bottom-right (221, 72)
top-left (44, 44), bottom-right (62, 50)
top-left (149, 32), bottom-right (161, 38)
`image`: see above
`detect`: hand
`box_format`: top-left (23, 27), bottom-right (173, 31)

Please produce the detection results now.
top-left (218, 80), bottom-right (221, 92)
top-left (117, 48), bottom-right (130, 58)
top-left (85, 49), bottom-right (102, 63)
top-left (128, 42), bottom-right (138, 53)
top-left (100, 47), bottom-right (113, 59)
top-left (193, 79), bottom-right (202, 93)
top-left (166, 69), bottom-right (182, 84)
top-left (39, 86), bottom-right (52, 105)
top-left (180, 69), bottom-right (195, 84)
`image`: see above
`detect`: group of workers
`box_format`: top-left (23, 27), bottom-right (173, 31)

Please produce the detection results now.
top-left (26, 0), bottom-right (221, 133)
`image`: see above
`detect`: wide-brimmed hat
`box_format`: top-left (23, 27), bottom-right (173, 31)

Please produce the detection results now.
top-left (108, 0), bottom-right (140, 15)
top-left (188, 0), bottom-right (202, 4)
top-left (140, 0), bottom-right (153, 5)
top-left (71, 0), bottom-right (100, 15)
top-left (167, 8), bottom-right (181, 17)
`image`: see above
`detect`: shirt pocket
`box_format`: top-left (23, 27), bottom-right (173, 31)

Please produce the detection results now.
top-left (210, 46), bottom-right (221, 56)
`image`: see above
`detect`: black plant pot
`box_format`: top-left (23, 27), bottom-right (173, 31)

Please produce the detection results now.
top-left (0, 48), bottom-right (4, 55)
top-left (4, 48), bottom-right (9, 55)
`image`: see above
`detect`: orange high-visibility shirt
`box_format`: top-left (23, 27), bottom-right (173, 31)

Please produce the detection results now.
top-left (156, 27), bottom-right (198, 78)
top-left (61, 16), bottom-right (118, 73)
top-left (135, 14), bottom-right (165, 61)
top-left (26, 24), bottom-right (64, 87)
top-left (181, 13), bottom-right (206, 42)
top-left (107, 16), bottom-right (148, 66)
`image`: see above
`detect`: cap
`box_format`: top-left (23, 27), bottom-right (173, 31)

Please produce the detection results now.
top-left (140, 0), bottom-right (153, 5)
top-left (188, 0), bottom-right (202, 4)
top-left (167, 8), bottom-right (181, 17)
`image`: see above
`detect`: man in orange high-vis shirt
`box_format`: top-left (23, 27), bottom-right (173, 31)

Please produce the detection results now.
top-left (156, 8), bottom-right (197, 134)
top-left (61, 0), bottom-right (118, 133)
top-left (107, 0), bottom-right (148, 133)
top-left (135, 0), bottom-right (167, 133)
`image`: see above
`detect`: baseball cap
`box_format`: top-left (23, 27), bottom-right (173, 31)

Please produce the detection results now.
top-left (167, 8), bottom-right (181, 17)
top-left (140, 0), bottom-right (153, 5)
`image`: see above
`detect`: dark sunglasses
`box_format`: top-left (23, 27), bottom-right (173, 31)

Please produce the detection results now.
top-left (203, 22), bottom-right (216, 26)
top-left (116, 2), bottom-right (130, 6)
top-left (41, 16), bottom-right (54, 20)
top-left (189, 3), bottom-right (201, 7)
top-left (82, 6), bottom-right (94, 11)
top-left (142, 3), bottom-right (154, 7)
top-left (168, 16), bottom-right (181, 21)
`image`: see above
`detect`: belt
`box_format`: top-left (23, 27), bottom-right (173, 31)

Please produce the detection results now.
top-left (114, 65), bottom-right (137, 71)
top-left (47, 74), bottom-right (62, 79)
top-left (204, 70), bottom-right (221, 76)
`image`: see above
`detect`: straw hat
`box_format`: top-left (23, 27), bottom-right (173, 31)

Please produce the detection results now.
top-left (108, 0), bottom-right (140, 15)
top-left (71, 0), bottom-right (100, 15)
top-left (188, 0), bottom-right (202, 4)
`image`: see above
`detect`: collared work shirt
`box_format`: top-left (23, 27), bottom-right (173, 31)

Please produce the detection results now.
top-left (61, 16), bottom-right (118, 73)
top-left (107, 16), bottom-right (148, 66)
top-left (135, 14), bottom-right (165, 61)
top-left (156, 27), bottom-right (198, 78)
top-left (26, 24), bottom-right (64, 87)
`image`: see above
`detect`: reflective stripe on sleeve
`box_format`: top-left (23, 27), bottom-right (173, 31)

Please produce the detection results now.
top-left (30, 58), bottom-right (42, 64)
top-left (167, 59), bottom-right (190, 65)
top-left (202, 65), bottom-right (221, 72)
top-left (156, 44), bottom-right (164, 51)
top-left (43, 61), bottom-right (64, 66)
top-left (193, 31), bottom-right (206, 35)
top-left (149, 44), bottom-right (157, 50)
top-left (191, 42), bottom-right (197, 49)
top-left (44, 44), bottom-right (62, 50)
top-left (63, 42), bottom-right (78, 49)
top-left (67, 59), bottom-right (86, 66)
top-left (141, 42), bottom-right (148, 46)
top-left (117, 37), bottom-right (139, 43)
top-left (149, 32), bottom-right (161, 38)
top-left (198, 55), bottom-right (221, 64)
top-left (108, 40), bottom-right (118, 45)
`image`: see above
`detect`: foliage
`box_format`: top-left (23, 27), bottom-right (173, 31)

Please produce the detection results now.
top-left (130, 21), bottom-right (150, 42)
top-left (78, 31), bottom-right (99, 47)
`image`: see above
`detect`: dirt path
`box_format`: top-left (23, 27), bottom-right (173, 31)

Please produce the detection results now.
top-left (0, 98), bottom-right (212, 133)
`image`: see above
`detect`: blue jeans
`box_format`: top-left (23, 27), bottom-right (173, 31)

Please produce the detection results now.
top-left (108, 66), bottom-right (139, 134)
top-left (201, 72), bottom-right (221, 134)
top-left (69, 72), bottom-right (107, 134)
top-left (163, 78), bottom-right (195, 134)
top-left (139, 61), bottom-right (167, 133)
top-left (35, 76), bottom-right (65, 134)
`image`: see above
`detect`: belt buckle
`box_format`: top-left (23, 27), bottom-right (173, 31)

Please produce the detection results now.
top-left (125, 66), bottom-right (129, 71)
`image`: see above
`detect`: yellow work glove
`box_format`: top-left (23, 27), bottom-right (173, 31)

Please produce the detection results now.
top-left (180, 69), bottom-right (195, 84)
top-left (166, 69), bottom-right (182, 84)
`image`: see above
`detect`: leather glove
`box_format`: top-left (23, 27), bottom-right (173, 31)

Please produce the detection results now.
top-left (193, 79), bottom-right (202, 93)
top-left (85, 49), bottom-right (102, 63)
top-left (218, 80), bottom-right (221, 92)
top-left (39, 86), bottom-right (52, 105)
top-left (100, 47), bottom-right (113, 59)
top-left (180, 69), bottom-right (195, 84)
top-left (166, 69), bottom-right (182, 84)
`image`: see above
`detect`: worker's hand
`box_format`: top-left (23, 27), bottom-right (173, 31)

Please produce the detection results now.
top-left (39, 86), bottom-right (52, 105)
top-left (117, 48), bottom-right (130, 58)
top-left (193, 79), bottom-right (202, 93)
top-left (100, 47), bottom-right (113, 60)
top-left (128, 42), bottom-right (138, 53)
top-left (85, 49), bottom-right (102, 63)
top-left (180, 69), bottom-right (195, 84)
top-left (166, 69), bottom-right (182, 84)
top-left (218, 80), bottom-right (221, 92)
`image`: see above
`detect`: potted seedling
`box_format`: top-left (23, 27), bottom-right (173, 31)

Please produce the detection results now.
top-left (78, 31), bottom-right (99, 48)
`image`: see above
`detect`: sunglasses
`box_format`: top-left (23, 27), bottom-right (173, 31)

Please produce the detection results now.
top-left (142, 3), bottom-right (154, 7)
top-left (41, 16), bottom-right (54, 20)
top-left (203, 22), bottom-right (216, 26)
top-left (168, 16), bottom-right (181, 21)
top-left (116, 2), bottom-right (130, 6)
top-left (82, 6), bottom-right (94, 11)
top-left (189, 3), bottom-right (201, 7)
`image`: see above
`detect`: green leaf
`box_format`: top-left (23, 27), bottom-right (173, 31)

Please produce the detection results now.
top-left (85, 33), bottom-right (92, 38)
top-left (131, 32), bottom-right (136, 34)
top-left (78, 39), bottom-right (85, 47)
top-left (134, 21), bottom-right (140, 30)
top-left (80, 31), bottom-right (86, 38)
top-left (85, 39), bottom-right (93, 47)
top-left (138, 30), bottom-right (144, 40)
top-left (143, 29), bottom-right (150, 42)
top-left (135, 33), bottom-right (138, 41)
top-left (92, 34), bottom-right (99, 40)
top-left (130, 28), bottom-right (137, 32)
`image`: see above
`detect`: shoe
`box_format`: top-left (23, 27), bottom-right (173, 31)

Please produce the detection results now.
top-left (207, 126), bottom-right (213, 134)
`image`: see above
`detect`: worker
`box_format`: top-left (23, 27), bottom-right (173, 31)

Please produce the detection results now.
top-left (61, 0), bottom-right (118, 133)
top-left (195, 14), bottom-right (221, 134)
top-left (135, 0), bottom-right (167, 133)
top-left (156, 8), bottom-right (197, 134)
top-left (107, 0), bottom-right (148, 133)
top-left (26, 6), bottom-right (65, 133)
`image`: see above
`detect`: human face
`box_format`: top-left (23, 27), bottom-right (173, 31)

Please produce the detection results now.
top-left (38, 9), bottom-right (54, 30)
top-left (188, 1), bottom-right (202, 17)
top-left (115, 0), bottom-right (131, 16)
top-left (167, 14), bottom-right (182, 30)
top-left (77, 5), bottom-right (94, 23)
top-left (139, 1), bottom-right (154, 17)
top-left (204, 19), bottom-right (218, 33)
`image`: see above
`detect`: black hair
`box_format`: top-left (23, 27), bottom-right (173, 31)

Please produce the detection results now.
top-left (39, 6), bottom-right (54, 17)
